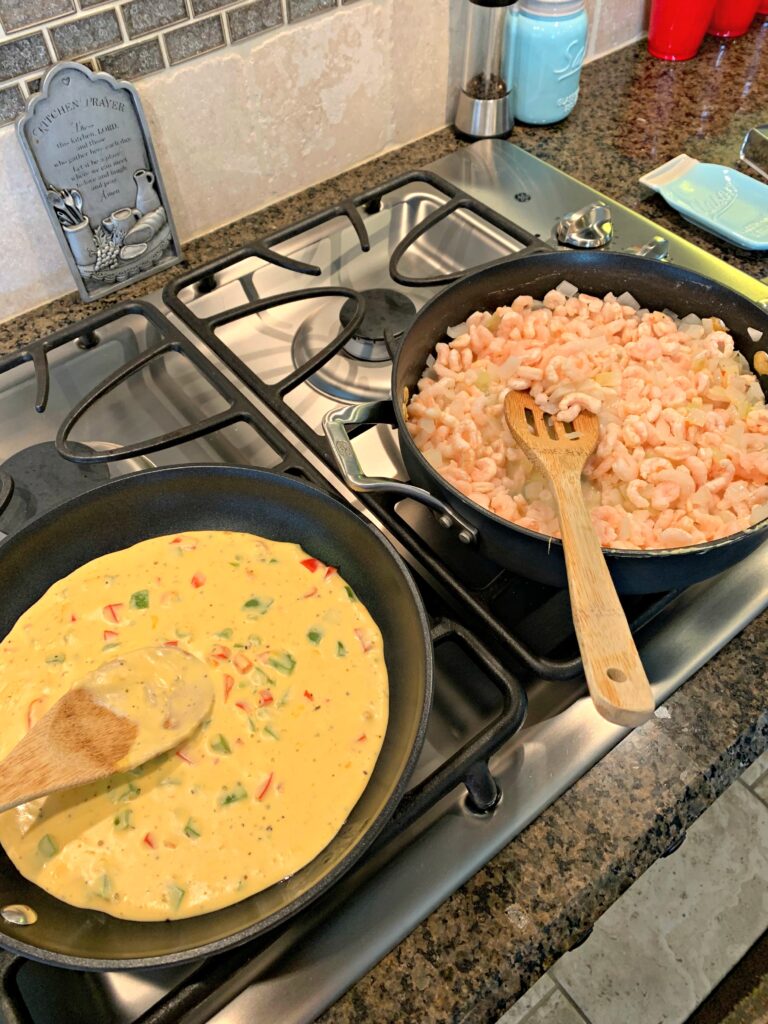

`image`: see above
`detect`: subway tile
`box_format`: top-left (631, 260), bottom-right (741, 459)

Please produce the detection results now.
top-left (78, 0), bottom-right (112, 7)
top-left (50, 10), bottom-right (123, 60)
top-left (25, 56), bottom-right (98, 94)
top-left (0, 33), bottom-right (51, 84)
top-left (97, 38), bottom-right (165, 79)
top-left (122, 0), bottom-right (189, 38)
top-left (0, 84), bottom-right (26, 127)
top-left (286, 0), bottom-right (336, 22)
top-left (227, 0), bottom-right (282, 41)
top-left (0, 0), bottom-right (74, 33)
top-left (191, 0), bottom-right (238, 13)
top-left (164, 14), bottom-right (225, 65)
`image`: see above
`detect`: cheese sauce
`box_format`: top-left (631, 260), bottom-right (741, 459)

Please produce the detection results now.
top-left (0, 532), bottom-right (388, 921)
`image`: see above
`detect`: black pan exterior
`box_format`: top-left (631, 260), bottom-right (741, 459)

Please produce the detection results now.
top-left (0, 466), bottom-right (432, 969)
top-left (394, 251), bottom-right (768, 593)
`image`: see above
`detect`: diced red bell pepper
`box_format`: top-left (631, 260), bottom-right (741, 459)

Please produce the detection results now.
top-left (357, 733), bottom-right (367, 742)
top-left (259, 689), bottom-right (274, 706)
top-left (210, 644), bottom-right (231, 662)
top-left (233, 652), bottom-right (252, 675)
top-left (175, 749), bottom-right (193, 764)
top-left (303, 689), bottom-right (314, 701)
top-left (257, 772), bottom-right (274, 801)
top-left (103, 629), bottom-right (119, 643)
top-left (163, 640), bottom-right (179, 648)
top-left (26, 697), bottom-right (44, 730)
top-left (69, 613), bottom-right (77, 623)
top-left (103, 603), bottom-right (123, 624)
top-left (354, 628), bottom-right (374, 653)
top-left (191, 572), bottom-right (206, 589)
top-left (234, 700), bottom-right (252, 713)
top-left (143, 833), bottom-right (156, 849)
top-left (300, 557), bottom-right (320, 573)
top-left (223, 674), bottom-right (235, 702)
top-left (324, 566), bottom-right (338, 580)
top-left (301, 587), bottom-right (318, 599)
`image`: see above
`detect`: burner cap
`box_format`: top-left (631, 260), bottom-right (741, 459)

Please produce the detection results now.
top-left (0, 441), bottom-right (109, 537)
top-left (340, 289), bottom-right (417, 362)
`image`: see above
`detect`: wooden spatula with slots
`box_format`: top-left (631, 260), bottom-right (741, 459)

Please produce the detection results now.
top-left (505, 391), bottom-right (655, 727)
top-left (0, 646), bottom-right (213, 813)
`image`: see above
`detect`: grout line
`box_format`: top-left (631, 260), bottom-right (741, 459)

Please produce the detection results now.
top-left (551, 976), bottom-right (594, 1024)
top-left (112, 4), bottom-right (129, 46)
top-left (515, 985), bottom-right (558, 1024)
top-left (736, 776), bottom-right (768, 813)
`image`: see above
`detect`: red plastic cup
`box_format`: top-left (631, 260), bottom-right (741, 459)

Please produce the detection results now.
top-left (707, 0), bottom-right (760, 35)
top-left (759, 0), bottom-right (768, 13)
top-left (648, 0), bottom-right (719, 60)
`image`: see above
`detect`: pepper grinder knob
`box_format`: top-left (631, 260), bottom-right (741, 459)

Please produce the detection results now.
top-left (555, 204), bottom-right (614, 248)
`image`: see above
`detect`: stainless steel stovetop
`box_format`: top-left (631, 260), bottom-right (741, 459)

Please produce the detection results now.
top-left (2, 140), bottom-right (768, 1024)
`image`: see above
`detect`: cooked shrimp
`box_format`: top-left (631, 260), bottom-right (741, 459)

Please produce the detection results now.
top-left (408, 288), bottom-right (768, 550)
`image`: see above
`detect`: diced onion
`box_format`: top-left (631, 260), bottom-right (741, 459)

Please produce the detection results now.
top-left (556, 280), bottom-right (579, 297)
top-left (748, 327), bottom-right (764, 343)
top-left (616, 291), bottom-right (640, 310)
top-left (446, 322), bottom-right (468, 339)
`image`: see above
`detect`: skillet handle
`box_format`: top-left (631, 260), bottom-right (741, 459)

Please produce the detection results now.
top-left (322, 402), bottom-right (477, 544)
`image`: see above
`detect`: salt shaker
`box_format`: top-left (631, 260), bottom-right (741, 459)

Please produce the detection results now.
top-left (454, 0), bottom-right (516, 139)
top-left (506, 0), bottom-right (588, 125)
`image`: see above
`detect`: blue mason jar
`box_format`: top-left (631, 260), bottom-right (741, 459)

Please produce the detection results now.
top-left (506, 0), bottom-right (588, 125)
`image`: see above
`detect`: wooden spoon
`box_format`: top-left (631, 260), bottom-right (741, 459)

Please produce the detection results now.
top-left (504, 391), bottom-right (655, 727)
top-left (0, 647), bottom-right (213, 813)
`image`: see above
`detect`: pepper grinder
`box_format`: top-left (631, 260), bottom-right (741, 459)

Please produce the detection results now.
top-left (454, 0), bottom-right (516, 138)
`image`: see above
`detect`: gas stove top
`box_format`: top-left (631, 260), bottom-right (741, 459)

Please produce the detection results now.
top-left (1, 140), bottom-right (767, 1024)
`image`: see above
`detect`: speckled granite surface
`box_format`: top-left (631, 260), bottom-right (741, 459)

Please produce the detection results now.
top-left (1, 26), bottom-right (768, 1024)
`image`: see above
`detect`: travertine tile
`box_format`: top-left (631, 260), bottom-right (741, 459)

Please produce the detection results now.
top-left (754, 774), bottom-right (768, 805)
top-left (122, 0), bottom-right (189, 39)
top-left (741, 748), bottom-right (768, 787)
top-left (552, 783), bottom-right (768, 1024)
top-left (227, 0), bottom-right (283, 41)
top-left (164, 15), bottom-right (226, 65)
top-left (49, 10), bottom-right (123, 60)
top-left (0, 0), bottom-right (74, 34)
top-left (97, 38), bottom-right (166, 80)
top-left (0, 32), bottom-right (51, 83)
top-left (497, 975), bottom-right (557, 1024)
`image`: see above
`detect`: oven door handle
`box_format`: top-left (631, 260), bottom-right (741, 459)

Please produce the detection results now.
top-left (323, 402), bottom-right (477, 544)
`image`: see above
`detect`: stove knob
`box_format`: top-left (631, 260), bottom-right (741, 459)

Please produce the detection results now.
top-left (626, 235), bottom-right (670, 261)
top-left (555, 204), bottom-right (613, 249)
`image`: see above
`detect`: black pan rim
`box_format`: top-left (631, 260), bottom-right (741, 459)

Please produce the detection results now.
top-left (0, 464), bottom-right (435, 970)
top-left (394, 251), bottom-right (768, 562)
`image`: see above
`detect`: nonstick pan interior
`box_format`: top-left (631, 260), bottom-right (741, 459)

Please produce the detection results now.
top-left (0, 466), bottom-right (432, 969)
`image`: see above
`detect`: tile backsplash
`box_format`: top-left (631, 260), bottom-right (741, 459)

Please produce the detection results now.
top-left (0, 0), bottom-right (650, 322)
top-left (0, 0), bottom-right (326, 121)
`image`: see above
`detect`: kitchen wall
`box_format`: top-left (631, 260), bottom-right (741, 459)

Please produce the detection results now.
top-left (0, 0), bottom-right (650, 323)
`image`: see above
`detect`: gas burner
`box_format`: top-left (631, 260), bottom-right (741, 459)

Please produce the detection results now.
top-left (0, 442), bottom-right (153, 538)
top-left (339, 288), bottom-right (417, 362)
top-left (291, 305), bottom-right (394, 406)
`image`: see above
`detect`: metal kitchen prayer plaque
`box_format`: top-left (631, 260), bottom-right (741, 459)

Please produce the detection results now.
top-left (17, 62), bottom-right (181, 302)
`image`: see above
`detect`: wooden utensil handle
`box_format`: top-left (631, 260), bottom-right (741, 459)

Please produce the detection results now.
top-left (549, 468), bottom-right (655, 727)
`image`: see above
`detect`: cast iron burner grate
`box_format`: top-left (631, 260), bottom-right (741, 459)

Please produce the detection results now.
top-left (0, 299), bottom-right (527, 1024)
top-left (161, 171), bottom-right (681, 680)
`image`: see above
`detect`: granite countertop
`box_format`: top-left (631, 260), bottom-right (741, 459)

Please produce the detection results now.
top-left (2, 26), bottom-right (768, 1024)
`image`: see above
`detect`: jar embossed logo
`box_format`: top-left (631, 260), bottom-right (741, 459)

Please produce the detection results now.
top-left (554, 40), bottom-right (586, 81)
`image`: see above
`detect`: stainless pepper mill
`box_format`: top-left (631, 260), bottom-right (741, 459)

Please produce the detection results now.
top-left (454, 0), bottom-right (516, 139)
